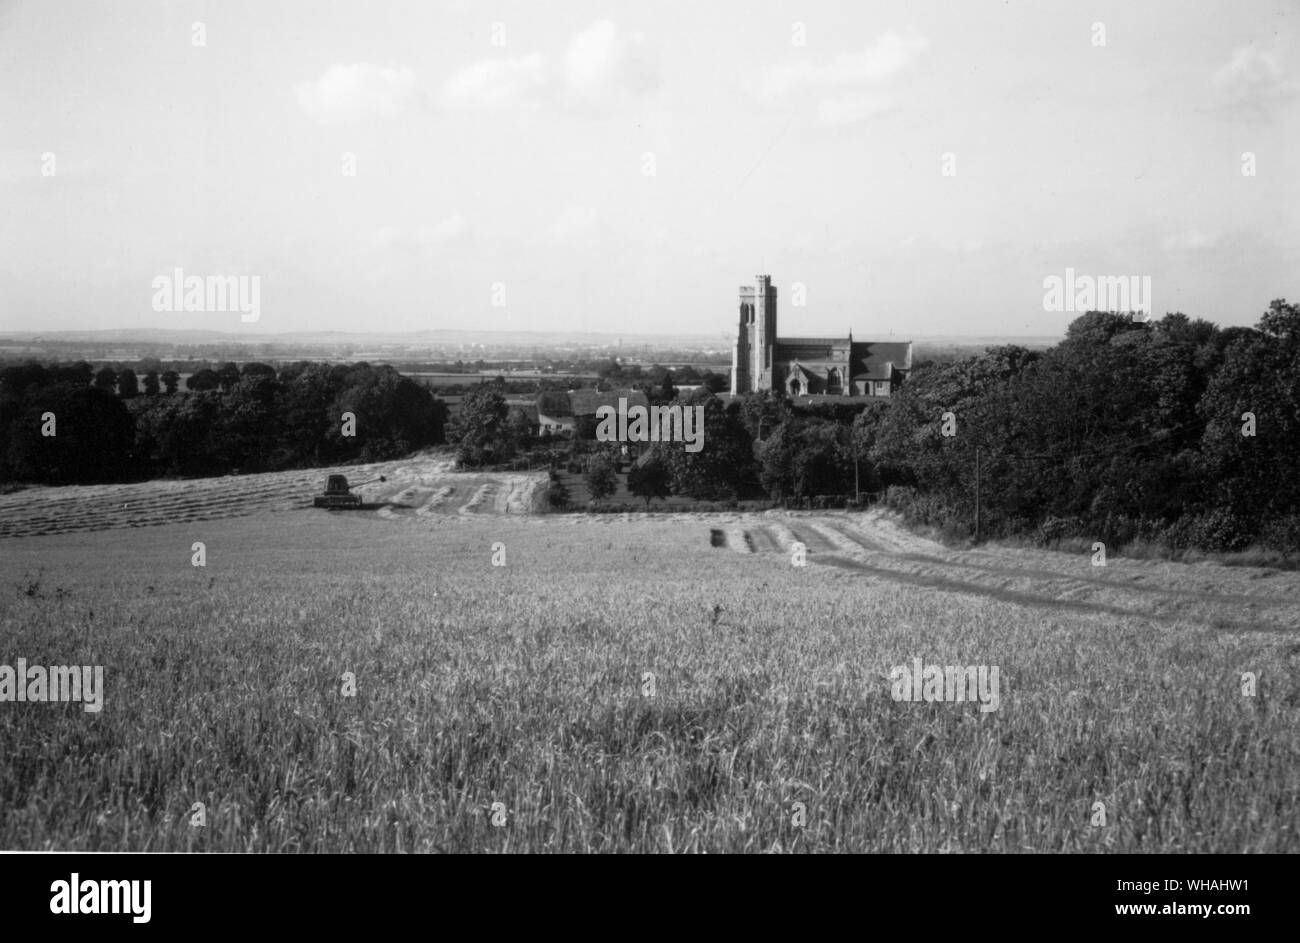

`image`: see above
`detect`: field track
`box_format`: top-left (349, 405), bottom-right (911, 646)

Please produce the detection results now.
top-left (710, 511), bottom-right (1300, 636)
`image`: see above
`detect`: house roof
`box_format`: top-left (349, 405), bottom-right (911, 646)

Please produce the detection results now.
top-left (535, 391), bottom-right (573, 416)
top-left (568, 388), bottom-right (649, 416)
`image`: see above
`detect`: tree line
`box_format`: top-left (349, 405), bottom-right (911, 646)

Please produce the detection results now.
top-left (0, 361), bottom-right (447, 484)
top-left (864, 302), bottom-right (1300, 553)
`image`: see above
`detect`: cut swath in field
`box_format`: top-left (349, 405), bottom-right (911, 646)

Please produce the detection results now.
top-left (0, 455), bottom-right (548, 537)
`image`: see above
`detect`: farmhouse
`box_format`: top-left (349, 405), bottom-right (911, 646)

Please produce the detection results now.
top-left (731, 274), bottom-right (912, 397)
top-left (536, 389), bottom-right (648, 437)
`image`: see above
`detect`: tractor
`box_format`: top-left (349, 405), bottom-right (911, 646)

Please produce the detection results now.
top-left (312, 474), bottom-right (386, 509)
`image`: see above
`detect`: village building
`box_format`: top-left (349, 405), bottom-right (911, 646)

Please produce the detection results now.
top-left (536, 389), bottom-right (649, 437)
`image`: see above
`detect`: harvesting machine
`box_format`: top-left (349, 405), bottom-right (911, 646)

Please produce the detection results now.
top-left (312, 474), bottom-right (386, 509)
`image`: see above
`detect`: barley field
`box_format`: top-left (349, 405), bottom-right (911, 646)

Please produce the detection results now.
top-left (1, 464), bottom-right (1298, 852)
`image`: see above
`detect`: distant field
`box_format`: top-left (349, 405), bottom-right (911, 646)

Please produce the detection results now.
top-left (0, 465), bottom-right (1297, 852)
top-left (406, 371), bottom-right (599, 388)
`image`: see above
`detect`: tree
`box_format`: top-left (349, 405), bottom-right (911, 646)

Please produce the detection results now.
top-left (1064, 310), bottom-right (1148, 346)
top-left (654, 372), bottom-right (676, 406)
top-left (505, 407), bottom-right (534, 451)
top-left (161, 370), bottom-right (180, 394)
top-left (187, 369), bottom-right (220, 391)
top-left (790, 420), bottom-right (852, 500)
top-left (94, 366), bottom-right (117, 392)
top-left (50, 361), bottom-right (93, 387)
top-left (633, 375), bottom-right (674, 408)
top-left (279, 362), bottom-right (336, 463)
top-left (659, 391), bottom-right (755, 499)
top-left (325, 364), bottom-right (445, 463)
top-left (1258, 298), bottom-right (1300, 346)
top-left (241, 362), bottom-right (277, 380)
top-left (1198, 326), bottom-right (1300, 528)
top-left (216, 362), bottom-right (241, 392)
top-left (546, 472), bottom-right (571, 510)
top-left (628, 449), bottom-right (672, 508)
top-left (133, 390), bottom-right (222, 475)
top-left (850, 399), bottom-right (891, 461)
top-left (4, 386), bottom-right (133, 484)
top-left (142, 371), bottom-right (160, 396)
top-left (701, 371), bottom-right (729, 394)
top-left (584, 452), bottom-right (618, 504)
top-left (117, 368), bottom-right (139, 398)
top-left (449, 385), bottom-right (509, 466)
top-left (217, 373), bottom-right (280, 470)
top-left (738, 389), bottom-right (792, 443)
top-left (757, 422), bottom-right (798, 501)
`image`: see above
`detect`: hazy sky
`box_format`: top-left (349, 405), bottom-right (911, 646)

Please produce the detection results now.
top-left (2, 0), bottom-right (1296, 340)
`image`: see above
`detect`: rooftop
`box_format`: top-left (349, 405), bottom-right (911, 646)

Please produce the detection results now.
top-left (568, 388), bottom-right (650, 416)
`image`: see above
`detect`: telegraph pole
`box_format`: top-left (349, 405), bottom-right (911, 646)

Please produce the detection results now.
top-left (974, 447), bottom-right (981, 544)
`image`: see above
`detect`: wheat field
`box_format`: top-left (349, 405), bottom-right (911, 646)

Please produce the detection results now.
top-left (1, 469), bottom-right (1297, 852)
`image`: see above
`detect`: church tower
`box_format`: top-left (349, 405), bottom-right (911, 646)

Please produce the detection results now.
top-left (754, 275), bottom-right (777, 391)
top-left (731, 275), bottom-right (777, 394)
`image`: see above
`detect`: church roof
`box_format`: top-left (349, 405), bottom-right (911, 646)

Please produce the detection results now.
top-left (850, 341), bottom-right (913, 381)
top-left (777, 337), bottom-right (851, 347)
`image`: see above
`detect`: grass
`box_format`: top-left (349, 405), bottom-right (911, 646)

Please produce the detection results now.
top-left (1009, 534), bottom-right (1300, 571)
top-left (1, 511), bottom-right (1297, 852)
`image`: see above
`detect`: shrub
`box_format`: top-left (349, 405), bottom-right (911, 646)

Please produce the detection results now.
top-left (1163, 509), bottom-right (1253, 553)
top-left (1259, 514), bottom-right (1300, 555)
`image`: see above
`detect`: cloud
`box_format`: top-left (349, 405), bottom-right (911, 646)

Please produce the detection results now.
top-left (563, 20), bottom-right (660, 109)
top-left (1162, 229), bottom-right (1220, 252)
top-left (295, 64), bottom-right (424, 125)
top-left (755, 31), bottom-right (926, 126)
top-left (757, 31), bottom-right (927, 100)
top-left (1211, 43), bottom-right (1297, 117)
top-left (437, 21), bottom-right (659, 113)
top-left (440, 54), bottom-right (548, 109)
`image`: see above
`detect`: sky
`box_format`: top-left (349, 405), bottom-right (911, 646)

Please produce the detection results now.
top-left (1, 0), bottom-right (1297, 341)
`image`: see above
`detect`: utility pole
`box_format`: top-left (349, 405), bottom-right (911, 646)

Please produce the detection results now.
top-left (974, 447), bottom-right (981, 544)
top-left (854, 453), bottom-right (860, 504)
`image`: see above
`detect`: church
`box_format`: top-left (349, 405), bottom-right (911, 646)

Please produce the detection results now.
top-left (730, 275), bottom-right (912, 398)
